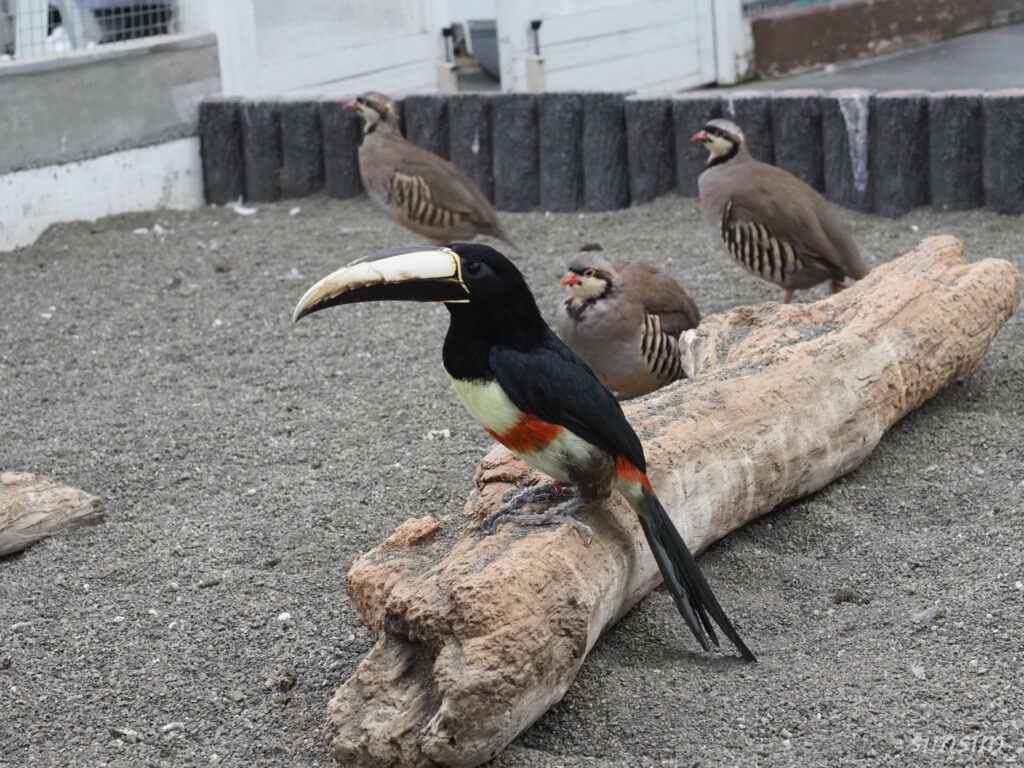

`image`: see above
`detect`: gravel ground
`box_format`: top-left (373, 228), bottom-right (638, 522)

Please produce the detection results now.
top-left (1, 195), bottom-right (1022, 768)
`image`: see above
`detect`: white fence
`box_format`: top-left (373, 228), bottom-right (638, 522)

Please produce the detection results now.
top-left (178, 0), bottom-right (450, 97)
top-left (496, 0), bottom-right (718, 93)
top-left (2, 0), bottom-right (748, 94)
top-left (180, 0), bottom-right (747, 97)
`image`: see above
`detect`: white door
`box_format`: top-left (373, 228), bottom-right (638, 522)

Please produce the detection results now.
top-left (495, 0), bottom-right (718, 92)
top-left (201, 0), bottom-right (452, 97)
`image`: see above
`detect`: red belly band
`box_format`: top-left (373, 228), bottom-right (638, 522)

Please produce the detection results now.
top-left (487, 414), bottom-right (561, 454)
top-left (615, 455), bottom-right (654, 494)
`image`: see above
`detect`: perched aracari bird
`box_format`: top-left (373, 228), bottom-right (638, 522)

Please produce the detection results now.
top-left (293, 243), bottom-right (755, 661)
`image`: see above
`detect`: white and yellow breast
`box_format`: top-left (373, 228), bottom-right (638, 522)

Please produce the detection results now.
top-left (447, 376), bottom-right (596, 482)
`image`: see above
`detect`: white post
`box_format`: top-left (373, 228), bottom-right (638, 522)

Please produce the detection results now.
top-left (712, 0), bottom-right (753, 85)
top-left (423, 0), bottom-right (457, 92)
top-left (495, 2), bottom-right (532, 92)
top-left (175, 0), bottom-right (213, 35)
top-left (53, 0), bottom-right (93, 49)
top-left (202, 0), bottom-right (259, 96)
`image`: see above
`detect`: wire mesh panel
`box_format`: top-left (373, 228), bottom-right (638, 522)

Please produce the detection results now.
top-left (1, 0), bottom-right (178, 61)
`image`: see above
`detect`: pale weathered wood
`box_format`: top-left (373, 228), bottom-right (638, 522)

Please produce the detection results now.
top-left (0, 472), bottom-right (104, 557)
top-left (324, 237), bottom-right (1022, 768)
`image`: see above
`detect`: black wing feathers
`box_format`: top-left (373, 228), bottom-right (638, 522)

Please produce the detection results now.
top-left (641, 491), bottom-right (757, 661)
top-left (489, 331), bottom-right (646, 472)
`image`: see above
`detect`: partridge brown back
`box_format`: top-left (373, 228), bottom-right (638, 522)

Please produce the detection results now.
top-left (558, 260), bottom-right (700, 399)
top-left (700, 153), bottom-right (867, 290)
top-left (359, 123), bottom-right (513, 247)
top-left (618, 261), bottom-right (701, 336)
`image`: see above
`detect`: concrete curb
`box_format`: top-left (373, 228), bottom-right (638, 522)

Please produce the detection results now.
top-left (492, 94), bottom-right (539, 212)
top-left (929, 91), bottom-right (984, 212)
top-left (240, 101), bottom-right (282, 203)
top-left (198, 97), bottom-right (245, 205)
top-left (625, 95), bottom-right (675, 205)
top-left (280, 100), bottom-right (324, 199)
top-left (770, 89), bottom-right (824, 192)
top-left (722, 90), bottom-right (774, 165)
top-left (822, 89), bottom-right (873, 213)
top-left (983, 89), bottom-right (1024, 215)
top-left (319, 99), bottom-right (363, 199)
top-left (672, 92), bottom-right (721, 197)
top-left (199, 89), bottom-right (1024, 219)
top-left (538, 93), bottom-right (584, 213)
top-left (871, 90), bottom-right (930, 218)
top-left (447, 95), bottom-right (495, 203)
top-left (403, 94), bottom-right (450, 160)
top-left (581, 92), bottom-right (630, 211)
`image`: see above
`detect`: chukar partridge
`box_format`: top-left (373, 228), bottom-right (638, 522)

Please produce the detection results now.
top-left (692, 118), bottom-right (868, 303)
top-left (555, 251), bottom-right (700, 399)
top-left (345, 92), bottom-right (514, 247)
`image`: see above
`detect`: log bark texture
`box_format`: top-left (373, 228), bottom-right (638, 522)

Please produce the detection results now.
top-left (0, 472), bottom-right (104, 557)
top-left (324, 237), bottom-right (1022, 768)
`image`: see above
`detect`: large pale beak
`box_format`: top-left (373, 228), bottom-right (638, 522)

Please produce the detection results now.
top-left (292, 246), bottom-right (470, 323)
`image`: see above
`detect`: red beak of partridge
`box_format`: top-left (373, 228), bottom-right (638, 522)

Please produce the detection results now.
top-left (691, 130), bottom-right (708, 142)
top-left (343, 100), bottom-right (360, 111)
top-left (559, 272), bottom-right (581, 287)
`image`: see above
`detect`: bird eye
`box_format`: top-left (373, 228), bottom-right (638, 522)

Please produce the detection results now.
top-left (583, 268), bottom-right (596, 278)
top-left (464, 260), bottom-right (484, 276)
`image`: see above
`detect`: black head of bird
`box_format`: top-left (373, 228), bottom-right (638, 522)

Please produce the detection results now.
top-left (691, 118), bottom-right (746, 165)
top-left (293, 242), bottom-right (546, 351)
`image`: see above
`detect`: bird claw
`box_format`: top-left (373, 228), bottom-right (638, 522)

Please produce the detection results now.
top-left (498, 481), bottom-right (570, 511)
top-left (481, 495), bottom-right (593, 546)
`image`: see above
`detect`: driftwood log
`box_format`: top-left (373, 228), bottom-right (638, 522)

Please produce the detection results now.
top-left (325, 236), bottom-right (1022, 768)
top-left (0, 472), bottom-right (105, 557)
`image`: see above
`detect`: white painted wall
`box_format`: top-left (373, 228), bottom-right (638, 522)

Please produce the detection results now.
top-left (178, 0), bottom-right (749, 94)
top-left (495, 0), bottom-right (724, 92)
top-left (712, 0), bottom-right (754, 85)
top-left (180, 0), bottom-right (452, 97)
top-left (0, 138), bottom-right (204, 253)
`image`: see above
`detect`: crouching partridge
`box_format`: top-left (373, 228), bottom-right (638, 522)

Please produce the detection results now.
top-left (556, 251), bottom-right (700, 399)
top-left (345, 92), bottom-right (514, 247)
top-left (693, 118), bottom-right (868, 303)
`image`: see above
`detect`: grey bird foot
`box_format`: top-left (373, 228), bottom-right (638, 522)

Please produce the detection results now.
top-left (499, 481), bottom-right (570, 512)
top-left (482, 493), bottom-right (593, 546)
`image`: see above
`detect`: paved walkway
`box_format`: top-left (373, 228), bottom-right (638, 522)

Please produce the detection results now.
top-left (735, 22), bottom-right (1024, 91)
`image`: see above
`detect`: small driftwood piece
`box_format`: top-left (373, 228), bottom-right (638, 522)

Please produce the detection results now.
top-left (325, 237), bottom-right (1022, 768)
top-left (0, 472), bottom-right (104, 557)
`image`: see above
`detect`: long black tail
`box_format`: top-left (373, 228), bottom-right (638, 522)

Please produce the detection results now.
top-left (635, 489), bottom-right (756, 662)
